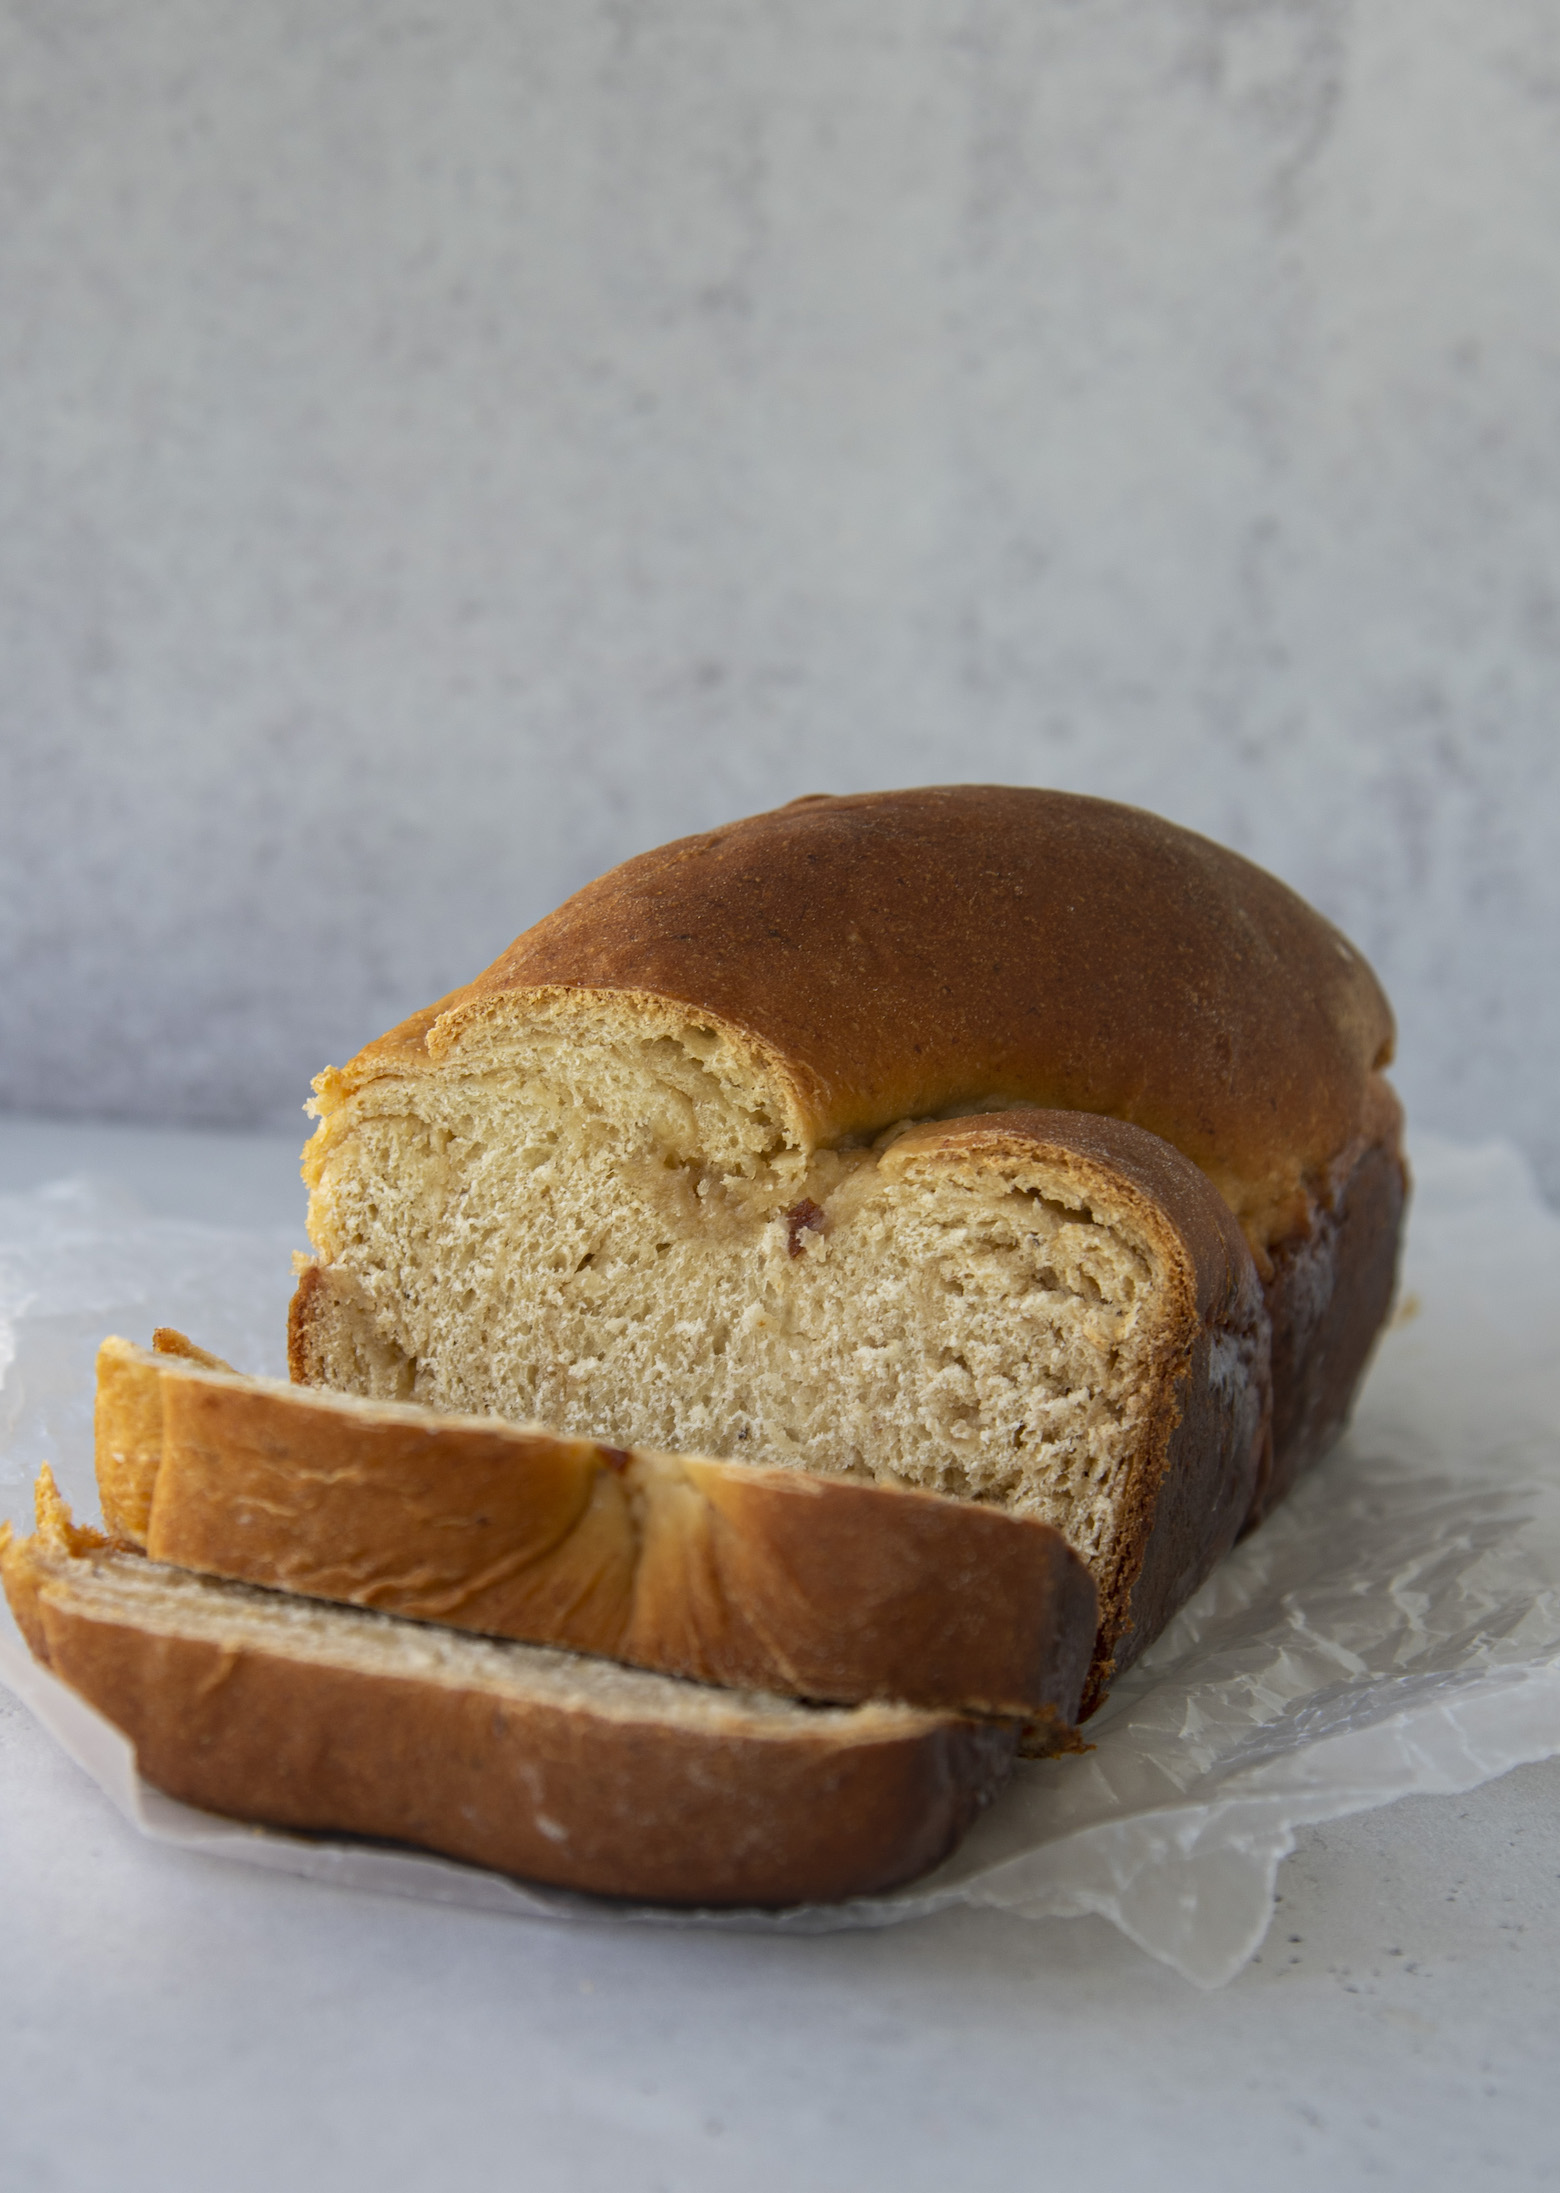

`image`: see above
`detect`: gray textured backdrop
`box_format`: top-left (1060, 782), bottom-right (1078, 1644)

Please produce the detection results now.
top-left (3, 1), bottom-right (1557, 1190)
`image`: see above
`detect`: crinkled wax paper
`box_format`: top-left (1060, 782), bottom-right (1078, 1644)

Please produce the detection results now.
top-left (3, 1138), bottom-right (1559, 1987)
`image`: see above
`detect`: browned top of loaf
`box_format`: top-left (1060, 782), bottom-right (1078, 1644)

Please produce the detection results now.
top-left (340, 786), bottom-right (1394, 1241)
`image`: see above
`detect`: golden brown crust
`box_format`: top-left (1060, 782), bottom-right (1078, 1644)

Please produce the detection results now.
top-left (1, 1469), bottom-right (113, 1660)
top-left (0, 1524), bottom-right (53, 1662)
top-left (150, 1328), bottom-right (235, 1371)
top-left (95, 1340), bottom-right (169, 1546)
top-left (328, 788), bottom-right (1394, 1248)
top-left (95, 1332), bottom-right (239, 1544)
top-left (7, 1538), bottom-right (1016, 1907)
top-left (286, 1264), bottom-right (325, 1387)
top-left (105, 1340), bottom-right (1097, 1731)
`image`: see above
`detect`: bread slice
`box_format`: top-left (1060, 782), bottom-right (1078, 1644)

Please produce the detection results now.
top-left (2, 1488), bottom-right (1015, 1907)
top-left (95, 1334), bottom-right (1096, 1737)
top-left (297, 1100), bottom-right (1270, 1706)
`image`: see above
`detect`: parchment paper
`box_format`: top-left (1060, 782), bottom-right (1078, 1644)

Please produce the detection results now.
top-left (3, 1136), bottom-right (1558, 1987)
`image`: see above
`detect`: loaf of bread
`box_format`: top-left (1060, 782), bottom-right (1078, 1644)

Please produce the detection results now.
top-left (95, 1332), bottom-right (1097, 1737)
top-left (293, 787), bottom-right (1401, 1703)
top-left (0, 787), bottom-right (1406, 1909)
top-left (3, 1478), bottom-right (1012, 1906)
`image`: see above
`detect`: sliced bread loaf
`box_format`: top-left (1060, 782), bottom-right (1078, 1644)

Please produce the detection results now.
top-left (293, 789), bottom-right (1403, 1700)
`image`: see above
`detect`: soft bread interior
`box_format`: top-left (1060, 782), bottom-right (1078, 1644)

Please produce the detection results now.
top-left (304, 1006), bottom-right (1193, 1586)
top-left (18, 1540), bottom-right (943, 1742)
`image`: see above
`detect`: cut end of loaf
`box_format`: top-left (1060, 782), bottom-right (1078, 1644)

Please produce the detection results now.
top-left (299, 1028), bottom-right (1269, 1681)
